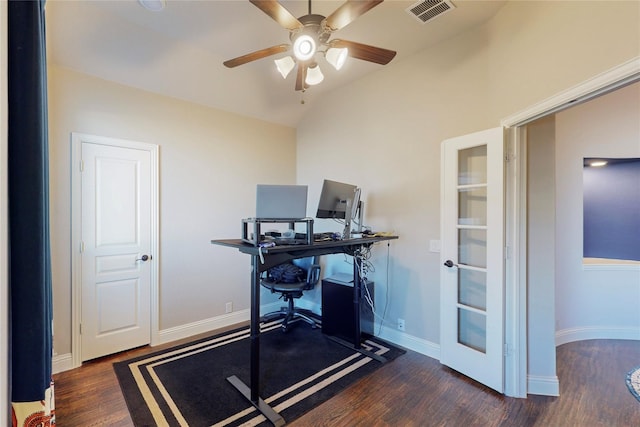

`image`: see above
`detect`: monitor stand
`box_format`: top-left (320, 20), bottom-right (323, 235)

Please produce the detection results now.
top-left (343, 200), bottom-right (365, 239)
top-left (343, 199), bottom-right (352, 239)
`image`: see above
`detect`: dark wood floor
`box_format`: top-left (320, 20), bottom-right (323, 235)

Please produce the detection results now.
top-left (53, 329), bottom-right (640, 426)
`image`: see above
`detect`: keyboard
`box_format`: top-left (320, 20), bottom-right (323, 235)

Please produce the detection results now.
top-left (274, 238), bottom-right (308, 246)
top-left (313, 232), bottom-right (339, 242)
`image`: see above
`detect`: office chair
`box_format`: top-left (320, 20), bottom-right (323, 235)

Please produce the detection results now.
top-left (261, 256), bottom-right (320, 332)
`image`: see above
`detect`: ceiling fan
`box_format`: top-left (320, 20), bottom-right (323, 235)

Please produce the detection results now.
top-left (223, 0), bottom-right (397, 91)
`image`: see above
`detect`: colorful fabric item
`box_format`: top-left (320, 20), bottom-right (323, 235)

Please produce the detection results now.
top-left (12, 381), bottom-right (55, 427)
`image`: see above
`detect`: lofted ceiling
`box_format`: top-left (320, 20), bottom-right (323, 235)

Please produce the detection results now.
top-left (45, 0), bottom-right (506, 127)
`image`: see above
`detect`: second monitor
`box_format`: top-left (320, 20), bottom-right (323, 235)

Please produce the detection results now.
top-left (316, 179), bottom-right (362, 238)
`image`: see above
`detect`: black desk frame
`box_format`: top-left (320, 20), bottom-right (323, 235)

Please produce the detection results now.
top-left (211, 236), bottom-right (397, 426)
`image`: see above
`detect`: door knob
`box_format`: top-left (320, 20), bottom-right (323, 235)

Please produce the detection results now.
top-left (444, 259), bottom-right (457, 268)
top-left (136, 254), bottom-right (151, 262)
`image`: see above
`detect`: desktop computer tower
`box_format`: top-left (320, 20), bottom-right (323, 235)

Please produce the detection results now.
top-left (321, 275), bottom-right (374, 345)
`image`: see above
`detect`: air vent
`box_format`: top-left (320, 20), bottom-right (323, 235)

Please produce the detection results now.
top-left (406, 0), bottom-right (455, 24)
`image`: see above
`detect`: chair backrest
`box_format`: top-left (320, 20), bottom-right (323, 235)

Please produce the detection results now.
top-left (292, 256), bottom-right (315, 270)
top-left (293, 256), bottom-right (321, 289)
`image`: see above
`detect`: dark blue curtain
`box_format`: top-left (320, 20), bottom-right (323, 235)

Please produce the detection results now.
top-left (8, 0), bottom-right (53, 403)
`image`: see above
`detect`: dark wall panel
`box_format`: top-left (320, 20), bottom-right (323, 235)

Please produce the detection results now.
top-left (583, 159), bottom-right (640, 261)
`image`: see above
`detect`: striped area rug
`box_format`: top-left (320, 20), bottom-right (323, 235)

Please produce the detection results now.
top-left (114, 321), bottom-right (405, 426)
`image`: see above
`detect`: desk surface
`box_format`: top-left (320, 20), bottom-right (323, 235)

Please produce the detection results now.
top-left (212, 236), bottom-right (398, 271)
top-left (212, 235), bottom-right (397, 253)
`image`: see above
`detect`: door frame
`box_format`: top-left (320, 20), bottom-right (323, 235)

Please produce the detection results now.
top-left (501, 56), bottom-right (640, 397)
top-left (70, 133), bottom-right (159, 368)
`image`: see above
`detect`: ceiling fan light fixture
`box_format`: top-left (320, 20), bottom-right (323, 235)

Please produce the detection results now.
top-left (223, 0), bottom-right (395, 91)
top-left (325, 47), bottom-right (348, 70)
top-left (292, 34), bottom-right (316, 61)
top-left (274, 56), bottom-right (295, 79)
top-left (305, 64), bottom-right (324, 86)
top-left (138, 0), bottom-right (166, 12)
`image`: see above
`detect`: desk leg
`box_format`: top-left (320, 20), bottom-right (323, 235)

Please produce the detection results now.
top-left (352, 250), bottom-right (362, 350)
top-left (226, 255), bottom-right (285, 427)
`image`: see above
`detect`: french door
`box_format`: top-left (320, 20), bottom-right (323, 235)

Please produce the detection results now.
top-left (440, 127), bottom-right (505, 392)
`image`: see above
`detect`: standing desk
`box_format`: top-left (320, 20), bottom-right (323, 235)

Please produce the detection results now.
top-left (211, 235), bottom-right (398, 426)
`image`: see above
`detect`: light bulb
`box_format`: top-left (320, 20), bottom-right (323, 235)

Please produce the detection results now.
top-left (305, 64), bottom-right (324, 86)
top-left (589, 161), bottom-right (608, 167)
top-left (326, 47), bottom-right (348, 70)
top-left (293, 35), bottom-right (316, 61)
top-left (274, 56), bottom-right (295, 79)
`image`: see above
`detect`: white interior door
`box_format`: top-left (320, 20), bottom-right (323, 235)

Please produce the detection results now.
top-left (80, 140), bottom-right (153, 361)
top-left (440, 127), bottom-right (505, 393)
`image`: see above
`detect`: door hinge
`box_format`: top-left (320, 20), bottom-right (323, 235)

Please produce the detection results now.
top-left (505, 152), bottom-right (515, 163)
top-left (80, 241), bottom-right (85, 253)
top-left (504, 246), bottom-right (511, 259)
top-left (504, 343), bottom-right (510, 356)
top-left (79, 323), bottom-right (82, 335)
top-left (79, 159), bottom-right (84, 172)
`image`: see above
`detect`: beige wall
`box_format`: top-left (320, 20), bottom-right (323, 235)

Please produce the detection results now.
top-left (296, 0), bottom-right (639, 387)
top-left (526, 116), bottom-right (557, 383)
top-left (555, 82), bottom-right (640, 341)
top-left (48, 66), bottom-right (296, 355)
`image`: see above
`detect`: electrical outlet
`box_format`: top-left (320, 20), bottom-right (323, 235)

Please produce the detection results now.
top-left (225, 302), bottom-right (233, 313)
top-left (397, 318), bottom-right (405, 331)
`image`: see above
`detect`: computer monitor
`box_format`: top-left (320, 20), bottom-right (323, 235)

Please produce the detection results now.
top-left (316, 179), bottom-right (361, 238)
top-left (255, 184), bottom-right (308, 219)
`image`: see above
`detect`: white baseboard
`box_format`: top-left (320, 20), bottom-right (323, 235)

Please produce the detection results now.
top-left (556, 326), bottom-right (640, 346)
top-left (54, 305), bottom-right (284, 374)
top-left (155, 301), bottom-right (315, 346)
top-left (156, 309), bottom-right (252, 346)
top-left (527, 374), bottom-right (560, 396)
top-left (377, 325), bottom-right (440, 360)
top-left (52, 353), bottom-right (73, 375)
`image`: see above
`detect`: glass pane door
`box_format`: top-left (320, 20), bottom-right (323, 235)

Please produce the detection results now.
top-left (440, 126), bottom-right (504, 393)
top-left (457, 145), bottom-right (488, 354)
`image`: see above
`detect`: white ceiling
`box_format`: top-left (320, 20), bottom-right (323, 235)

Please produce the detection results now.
top-left (46, 0), bottom-right (506, 127)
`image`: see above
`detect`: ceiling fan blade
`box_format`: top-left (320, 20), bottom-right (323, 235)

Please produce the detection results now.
top-left (223, 44), bottom-right (289, 68)
top-left (250, 0), bottom-right (304, 31)
top-left (295, 63), bottom-right (308, 91)
top-left (331, 39), bottom-right (396, 65)
top-left (325, 0), bottom-right (384, 31)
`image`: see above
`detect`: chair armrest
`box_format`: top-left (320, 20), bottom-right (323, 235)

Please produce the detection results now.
top-left (307, 264), bottom-right (321, 285)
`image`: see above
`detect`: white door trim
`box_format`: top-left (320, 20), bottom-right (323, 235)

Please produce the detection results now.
top-left (501, 56), bottom-right (640, 397)
top-left (502, 57), bottom-right (640, 128)
top-left (503, 126), bottom-right (528, 397)
top-left (71, 133), bottom-right (159, 368)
